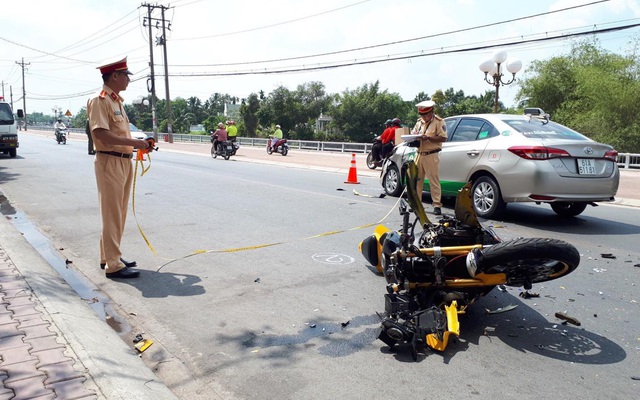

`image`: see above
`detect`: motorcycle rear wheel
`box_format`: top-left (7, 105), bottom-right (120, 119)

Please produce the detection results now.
top-left (366, 152), bottom-right (377, 169)
top-left (211, 146), bottom-right (217, 158)
top-left (479, 238), bottom-right (579, 287)
top-left (267, 146), bottom-right (273, 155)
top-left (281, 147), bottom-right (288, 156)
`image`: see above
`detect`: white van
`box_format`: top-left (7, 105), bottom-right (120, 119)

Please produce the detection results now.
top-left (0, 99), bottom-right (21, 158)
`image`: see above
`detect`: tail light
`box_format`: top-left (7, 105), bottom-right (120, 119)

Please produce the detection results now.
top-left (603, 150), bottom-right (618, 162)
top-left (508, 146), bottom-right (571, 160)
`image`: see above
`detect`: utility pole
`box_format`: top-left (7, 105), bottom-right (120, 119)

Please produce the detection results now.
top-left (1, 81), bottom-right (5, 99)
top-left (16, 58), bottom-right (29, 130)
top-left (141, 3), bottom-right (172, 142)
top-left (142, 3), bottom-right (159, 141)
top-left (160, 5), bottom-right (173, 142)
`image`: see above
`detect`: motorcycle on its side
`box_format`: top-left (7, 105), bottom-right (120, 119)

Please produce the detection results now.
top-left (267, 137), bottom-right (289, 156)
top-left (55, 128), bottom-right (68, 145)
top-left (366, 133), bottom-right (383, 169)
top-left (359, 162), bottom-right (580, 360)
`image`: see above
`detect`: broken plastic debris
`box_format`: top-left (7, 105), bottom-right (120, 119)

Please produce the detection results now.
top-left (600, 253), bottom-right (616, 259)
top-left (555, 312), bottom-right (581, 326)
top-left (485, 304), bottom-right (518, 314)
top-left (341, 320), bottom-right (350, 328)
top-left (592, 268), bottom-right (607, 273)
top-left (254, 278), bottom-right (261, 283)
top-left (519, 291), bottom-right (539, 299)
top-left (497, 285), bottom-right (507, 292)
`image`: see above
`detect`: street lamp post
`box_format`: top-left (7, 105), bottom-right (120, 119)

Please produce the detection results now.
top-left (479, 50), bottom-right (522, 113)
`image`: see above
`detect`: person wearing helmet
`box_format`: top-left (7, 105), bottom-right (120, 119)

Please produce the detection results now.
top-left (379, 118), bottom-right (401, 159)
top-left (271, 124), bottom-right (283, 152)
top-left (412, 100), bottom-right (447, 216)
top-left (211, 122), bottom-right (228, 153)
top-left (53, 118), bottom-right (67, 141)
top-left (226, 120), bottom-right (238, 142)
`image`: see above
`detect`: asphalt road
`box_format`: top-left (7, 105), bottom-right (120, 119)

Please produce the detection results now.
top-left (1, 132), bottom-right (639, 400)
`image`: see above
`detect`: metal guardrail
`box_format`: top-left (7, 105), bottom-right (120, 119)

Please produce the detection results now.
top-left (23, 126), bottom-right (639, 169)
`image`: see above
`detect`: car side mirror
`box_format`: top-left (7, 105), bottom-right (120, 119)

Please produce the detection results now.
top-left (17, 109), bottom-right (24, 118)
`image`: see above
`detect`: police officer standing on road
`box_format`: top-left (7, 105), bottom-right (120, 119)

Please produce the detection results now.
top-left (412, 100), bottom-right (447, 215)
top-left (87, 57), bottom-right (149, 279)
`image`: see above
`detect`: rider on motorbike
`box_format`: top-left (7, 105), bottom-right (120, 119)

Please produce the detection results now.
top-left (53, 118), bottom-right (66, 140)
top-left (371, 119), bottom-right (392, 163)
top-left (271, 124), bottom-right (283, 151)
top-left (380, 118), bottom-right (401, 159)
top-left (211, 122), bottom-right (228, 153)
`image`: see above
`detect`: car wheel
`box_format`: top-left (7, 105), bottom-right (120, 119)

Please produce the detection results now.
top-left (383, 165), bottom-right (404, 197)
top-left (471, 176), bottom-right (505, 219)
top-left (9, 149), bottom-right (16, 158)
top-left (550, 201), bottom-right (588, 217)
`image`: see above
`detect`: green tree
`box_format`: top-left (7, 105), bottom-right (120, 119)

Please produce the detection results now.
top-left (330, 81), bottom-right (410, 142)
top-left (240, 93), bottom-right (261, 136)
top-left (516, 38), bottom-right (640, 152)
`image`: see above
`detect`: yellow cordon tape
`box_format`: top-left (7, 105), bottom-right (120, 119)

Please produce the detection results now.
top-left (131, 159), bottom-right (404, 271)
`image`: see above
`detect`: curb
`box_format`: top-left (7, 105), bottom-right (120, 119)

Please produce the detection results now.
top-left (0, 215), bottom-right (178, 399)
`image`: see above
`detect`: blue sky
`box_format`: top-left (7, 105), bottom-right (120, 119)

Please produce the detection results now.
top-left (1, 0), bottom-right (639, 115)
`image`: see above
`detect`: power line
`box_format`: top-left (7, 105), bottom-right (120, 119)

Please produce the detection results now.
top-left (165, 22), bottom-right (640, 77)
top-left (170, 0), bottom-right (611, 68)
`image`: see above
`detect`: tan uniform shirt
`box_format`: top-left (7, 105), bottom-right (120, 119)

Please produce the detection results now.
top-left (87, 85), bottom-right (133, 154)
top-left (413, 115), bottom-right (447, 152)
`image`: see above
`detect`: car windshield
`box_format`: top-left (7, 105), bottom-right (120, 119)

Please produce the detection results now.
top-left (503, 118), bottom-right (589, 140)
top-left (0, 104), bottom-right (14, 124)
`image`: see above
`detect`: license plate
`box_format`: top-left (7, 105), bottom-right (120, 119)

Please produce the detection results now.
top-left (577, 158), bottom-right (596, 175)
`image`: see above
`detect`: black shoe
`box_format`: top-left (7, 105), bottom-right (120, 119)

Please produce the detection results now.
top-left (433, 207), bottom-right (442, 216)
top-left (100, 258), bottom-right (137, 270)
top-left (106, 268), bottom-right (140, 279)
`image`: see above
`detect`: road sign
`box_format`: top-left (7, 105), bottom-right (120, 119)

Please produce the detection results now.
top-left (65, 109), bottom-right (72, 116)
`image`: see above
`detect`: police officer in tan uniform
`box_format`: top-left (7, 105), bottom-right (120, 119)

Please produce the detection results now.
top-left (87, 57), bottom-right (150, 279)
top-left (412, 100), bottom-right (447, 215)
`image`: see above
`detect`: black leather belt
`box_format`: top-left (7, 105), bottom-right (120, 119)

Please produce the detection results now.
top-left (419, 149), bottom-right (442, 156)
top-left (97, 151), bottom-right (133, 159)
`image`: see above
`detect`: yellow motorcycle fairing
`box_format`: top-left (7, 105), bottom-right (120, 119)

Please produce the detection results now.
top-left (358, 224), bottom-right (391, 273)
top-left (425, 301), bottom-right (460, 351)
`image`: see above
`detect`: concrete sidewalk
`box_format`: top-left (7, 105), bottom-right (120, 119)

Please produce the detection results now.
top-left (1, 131), bottom-right (638, 400)
top-left (0, 215), bottom-right (178, 399)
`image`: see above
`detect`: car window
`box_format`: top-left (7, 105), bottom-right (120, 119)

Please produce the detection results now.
top-left (477, 122), bottom-right (499, 140)
top-left (503, 119), bottom-right (589, 140)
top-left (449, 118), bottom-right (485, 142)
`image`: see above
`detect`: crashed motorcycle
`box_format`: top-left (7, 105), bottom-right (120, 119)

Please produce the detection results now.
top-left (267, 137), bottom-right (289, 156)
top-left (55, 128), bottom-right (68, 145)
top-left (359, 162), bottom-right (580, 359)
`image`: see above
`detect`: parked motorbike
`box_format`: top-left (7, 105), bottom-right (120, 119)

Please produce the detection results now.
top-left (359, 161), bottom-right (580, 359)
top-left (55, 128), bottom-right (68, 145)
top-left (267, 137), bottom-right (289, 156)
top-left (210, 134), bottom-right (234, 160)
top-left (366, 134), bottom-right (383, 169)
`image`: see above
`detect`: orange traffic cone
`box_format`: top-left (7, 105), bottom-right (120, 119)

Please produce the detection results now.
top-left (345, 153), bottom-right (360, 184)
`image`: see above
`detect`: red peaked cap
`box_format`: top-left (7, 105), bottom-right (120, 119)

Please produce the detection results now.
top-left (97, 57), bottom-right (132, 75)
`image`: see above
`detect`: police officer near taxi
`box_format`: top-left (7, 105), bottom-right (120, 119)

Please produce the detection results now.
top-left (87, 57), bottom-right (150, 279)
top-left (412, 100), bottom-right (447, 215)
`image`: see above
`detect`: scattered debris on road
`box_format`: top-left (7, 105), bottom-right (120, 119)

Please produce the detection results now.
top-left (555, 311), bottom-right (581, 326)
top-left (486, 304), bottom-right (518, 314)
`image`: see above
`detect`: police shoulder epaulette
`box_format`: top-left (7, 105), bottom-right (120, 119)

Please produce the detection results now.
top-left (434, 115), bottom-right (443, 121)
top-left (98, 90), bottom-right (108, 99)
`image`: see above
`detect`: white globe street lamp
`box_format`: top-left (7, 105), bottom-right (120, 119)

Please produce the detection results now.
top-left (479, 49), bottom-right (522, 113)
